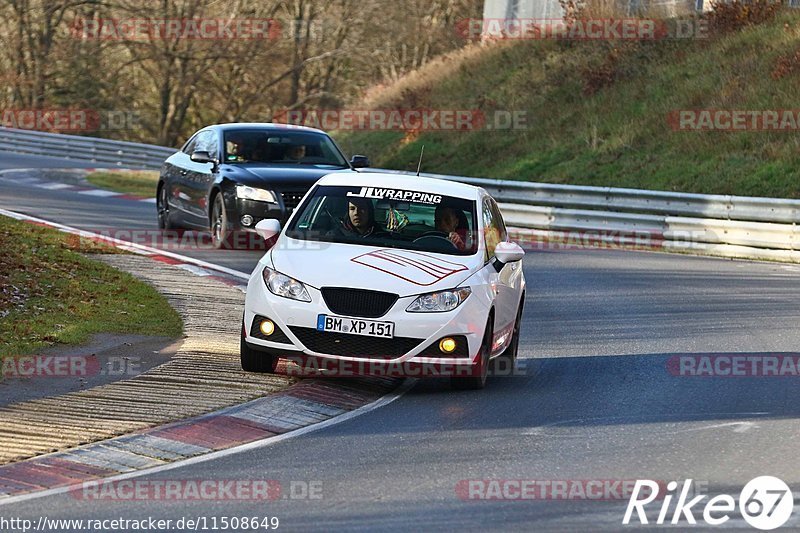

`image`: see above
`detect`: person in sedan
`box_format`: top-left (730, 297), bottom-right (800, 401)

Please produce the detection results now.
top-left (285, 144), bottom-right (306, 161)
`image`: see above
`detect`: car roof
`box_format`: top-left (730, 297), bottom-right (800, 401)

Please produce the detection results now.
top-left (316, 172), bottom-right (484, 200)
top-left (207, 123), bottom-right (326, 135)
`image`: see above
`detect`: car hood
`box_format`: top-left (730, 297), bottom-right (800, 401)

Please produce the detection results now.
top-left (221, 164), bottom-right (353, 189)
top-left (270, 240), bottom-right (481, 298)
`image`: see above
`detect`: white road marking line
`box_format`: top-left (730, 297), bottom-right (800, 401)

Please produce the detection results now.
top-left (34, 182), bottom-right (73, 190)
top-left (520, 412), bottom-right (770, 436)
top-left (78, 189), bottom-right (122, 197)
top-left (0, 207), bottom-right (250, 280)
top-left (11, 178), bottom-right (44, 185)
top-left (140, 198), bottom-right (157, 203)
top-left (676, 421), bottom-right (758, 433)
top-left (176, 264), bottom-right (212, 277)
top-left (0, 378), bottom-right (415, 506)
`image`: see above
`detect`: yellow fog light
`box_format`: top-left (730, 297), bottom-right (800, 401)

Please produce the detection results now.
top-left (439, 337), bottom-right (457, 354)
top-left (260, 320), bottom-right (275, 336)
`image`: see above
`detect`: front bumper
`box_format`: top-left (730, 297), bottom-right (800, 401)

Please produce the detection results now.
top-left (243, 274), bottom-right (491, 371)
top-left (230, 198), bottom-right (287, 231)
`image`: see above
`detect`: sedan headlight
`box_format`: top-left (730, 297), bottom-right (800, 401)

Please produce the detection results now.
top-left (262, 267), bottom-right (311, 302)
top-left (407, 287), bottom-right (471, 313)
top-left (236, 185), bottom-right (277, 203)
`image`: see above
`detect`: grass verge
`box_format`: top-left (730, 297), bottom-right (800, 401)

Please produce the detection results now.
top-left (335, 10), bottom-right (800, 198)
top-left (0, 216), bottom-right (182, 359)
top-left (85, 170), bottom-right (159, 197)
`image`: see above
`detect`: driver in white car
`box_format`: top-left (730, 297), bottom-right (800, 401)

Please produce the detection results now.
top-left (435, 205), bottom-right (467, 251)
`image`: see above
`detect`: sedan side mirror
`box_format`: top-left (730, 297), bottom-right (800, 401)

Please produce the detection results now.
top-left (350, 155), bottom-right (370, 168)
top-left (494, 241), bottom-right (525, 264)
top-left (255, 218), bottom-right (282, 241)
top-left (191, 150), bottom-right (219, 172)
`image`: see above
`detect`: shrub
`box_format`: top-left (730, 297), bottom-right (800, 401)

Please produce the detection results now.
top-left (706, 0), bottom-right (783, 34)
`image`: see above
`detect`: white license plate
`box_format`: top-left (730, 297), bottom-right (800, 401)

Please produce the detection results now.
top-left (316, 315), bottom-right (394, 338)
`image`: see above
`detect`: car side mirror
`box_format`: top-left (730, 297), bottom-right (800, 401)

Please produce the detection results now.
top-left (350, 155), bottom-right (370, 168)
top-left (494, 241), bottom-right (525, 264)
top-left (191, 150), bottom-right (219, 172)
top-left (255, 219), bottom-right (282, 241)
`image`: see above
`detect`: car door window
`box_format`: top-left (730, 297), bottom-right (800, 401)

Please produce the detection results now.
top-left (181, 134), bottom-right (198, 155)
top-left (483, 198), bottom-right (502, 262)
top-left (194, 130), bottom-right (218, 160)
top-left (490, 199), bottom-right (508, 242)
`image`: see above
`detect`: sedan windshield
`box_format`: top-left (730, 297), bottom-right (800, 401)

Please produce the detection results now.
top-left (286, 185), bottom-right (478, 256)
top-left (223, 129), bottom-right (348, 167)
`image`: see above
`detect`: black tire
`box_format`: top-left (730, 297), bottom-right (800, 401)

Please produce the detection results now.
top-left (492, 300), bottom-right (523, 377)
top-left (210, 193), bottom-right (230, 249)
top-left (241, 324), bottom-right (278, 373)
top-left (451, 317), bottom-right (492, 390)
top-left (157, 184), bottom-right (175, 230)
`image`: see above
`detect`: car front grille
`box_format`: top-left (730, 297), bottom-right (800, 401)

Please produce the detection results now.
top-left (289, 327), bottom-right (422, 358)
top-left (320, 288), bottom-right (399, 318)
top-left (280, 192), bottom-right (305, 210)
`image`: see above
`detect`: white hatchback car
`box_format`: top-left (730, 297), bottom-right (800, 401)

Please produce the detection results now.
top-left (241, 172), bottom-right (526, 389)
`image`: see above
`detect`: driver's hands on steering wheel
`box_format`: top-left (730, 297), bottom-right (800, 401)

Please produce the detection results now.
top-left (447, 231), bottom-right (465, 250)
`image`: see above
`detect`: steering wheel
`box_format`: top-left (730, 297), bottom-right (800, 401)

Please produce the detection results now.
top-left (412, 233), bottom-right (458, 252)
top-left (418, 230), bottom-right (449, 238)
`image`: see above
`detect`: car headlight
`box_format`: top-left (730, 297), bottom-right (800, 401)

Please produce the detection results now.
top-left (262, 267), bottom-right (311, 302)
top-left (406, 287), bottom-right (471, 313)
top-left (236, 185), bottom-right (277, 203)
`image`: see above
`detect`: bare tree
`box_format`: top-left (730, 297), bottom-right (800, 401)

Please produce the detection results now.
top-left (0, 0), bottom-right (481, 143)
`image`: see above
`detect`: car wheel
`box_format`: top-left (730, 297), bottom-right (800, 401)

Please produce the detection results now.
top-left (211, 193), bottom-right (230, 249)
top-left (493, 300), bottom-right (523, 377)
top-left (240, 322), bottom-right (278, 373)
top-left (451, 317), bottom-right (492, 390)
top-left (157, 184), bottom-right (175, 230)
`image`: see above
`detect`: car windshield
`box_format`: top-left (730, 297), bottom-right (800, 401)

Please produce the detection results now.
top-left (286, 185), bottom-right (478, 256)
top-left (222, 129), bottom-right (348, 167)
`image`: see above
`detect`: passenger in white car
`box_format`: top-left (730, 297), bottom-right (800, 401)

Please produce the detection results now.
top-left (326, 198), bottom-right (384, 239)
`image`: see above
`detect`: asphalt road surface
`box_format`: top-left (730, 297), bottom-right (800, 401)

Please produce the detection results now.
top-left (3, 157), bottom-right (800, 531)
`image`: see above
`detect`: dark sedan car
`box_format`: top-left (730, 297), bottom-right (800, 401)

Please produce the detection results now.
top-left (156, 123), bottom-right (368, 248)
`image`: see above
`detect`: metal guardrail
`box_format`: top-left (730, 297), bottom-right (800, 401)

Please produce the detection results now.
top-left (391, 170), bottom-right (800, 224)
top-left (0, 128), bottom-right (797, 262)
top-left (0, 127), bottom-right (175, 169)
top-left (365, 168), bottom-right (800, 262)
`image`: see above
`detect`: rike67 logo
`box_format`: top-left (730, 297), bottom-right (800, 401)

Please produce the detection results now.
top-left (624, 477), bottom-right (793, 530)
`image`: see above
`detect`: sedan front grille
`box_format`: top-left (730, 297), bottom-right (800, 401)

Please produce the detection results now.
top-left (281, 192), bottom-right (305, 210)
top-left (320, 288), bottom-right (398, 318)
top-left (289, 327), bottom-right (422, 358)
